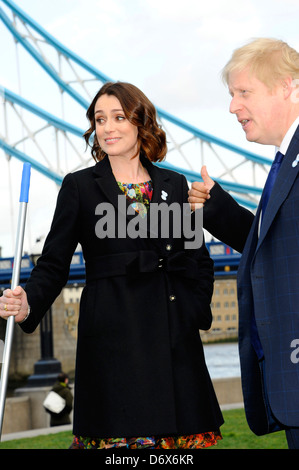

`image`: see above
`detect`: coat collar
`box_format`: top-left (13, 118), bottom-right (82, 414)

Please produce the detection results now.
top-left (92, 154), bottom-right (174, 232)
top-left (92, 153), bottom-right (174, 207)
top-left (92, 155), bottom-right (123, 213)
top-left (238, 124), bottom-right (299, 278)
top-left (256, 124), bottom-right (299, 251)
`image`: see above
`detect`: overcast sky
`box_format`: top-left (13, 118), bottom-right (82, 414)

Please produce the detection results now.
top-left (1, 0), bottom-right (299, 256)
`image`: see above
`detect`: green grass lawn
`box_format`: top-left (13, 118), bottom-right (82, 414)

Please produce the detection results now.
top-left (0, 408), bottom-right (288, 449)
top-left (214, 408), bottom-right (288, 449)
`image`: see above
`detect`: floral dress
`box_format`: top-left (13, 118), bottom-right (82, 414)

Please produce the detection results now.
top-left (117, 180), bottom-right (153, 218)
top-left (70, 180), bottom-right (222, 449)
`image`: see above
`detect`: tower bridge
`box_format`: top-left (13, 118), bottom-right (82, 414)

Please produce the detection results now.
top-left (0, 1), bottom-right (283, 432)
top-left (0, 0), bottom-right (267, 271)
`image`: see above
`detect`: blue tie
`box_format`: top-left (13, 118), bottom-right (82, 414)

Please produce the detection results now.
top-left (261, 151), bottom-right (283, 222)
top-left (251, 151), bottom-right (284, 360)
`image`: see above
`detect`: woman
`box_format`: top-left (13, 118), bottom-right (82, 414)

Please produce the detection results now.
top-left (0, 82), bottom-right (223, 449)
top-left (46, 373), bottom-right (73, 427)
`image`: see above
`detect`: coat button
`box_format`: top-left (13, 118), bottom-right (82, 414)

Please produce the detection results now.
top-left (169, 295), bottom-right (176, 302)
top-left (166, 244), bottom-right (172, 251)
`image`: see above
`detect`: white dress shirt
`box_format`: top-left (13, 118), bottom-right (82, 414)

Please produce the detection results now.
top-left (277, 115), bottom-right (299, 155)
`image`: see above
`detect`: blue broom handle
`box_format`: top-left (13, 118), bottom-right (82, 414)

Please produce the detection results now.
top-left (0, 163), bottom-right (31, 438)
top-left (19, 162), bottom-right (31, 203)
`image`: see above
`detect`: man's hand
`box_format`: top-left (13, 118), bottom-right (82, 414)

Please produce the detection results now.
top-left (188, 166), bottom-right (215, 210)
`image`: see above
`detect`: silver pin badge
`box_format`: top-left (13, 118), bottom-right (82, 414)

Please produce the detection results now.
top-left (161, 190), bottom-right (168, 200)
top-left (292, 154), bottom-right (299, 168)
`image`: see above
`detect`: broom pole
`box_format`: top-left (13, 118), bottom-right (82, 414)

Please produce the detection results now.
top-left (0, 162), bottom-right (31, 439)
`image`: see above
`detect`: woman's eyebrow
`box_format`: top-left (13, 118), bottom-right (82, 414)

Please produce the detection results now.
top-left (94, 108), bottom-right (123, 115)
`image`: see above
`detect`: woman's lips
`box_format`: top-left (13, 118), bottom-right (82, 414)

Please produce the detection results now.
top-left (105, 137), bottom-right (120, 144)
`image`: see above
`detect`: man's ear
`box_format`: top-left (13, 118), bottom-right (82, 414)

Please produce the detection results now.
top-left (281, 76), bottom-right (295, 100)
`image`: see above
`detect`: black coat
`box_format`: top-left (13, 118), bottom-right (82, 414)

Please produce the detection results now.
top-left (21, 155), bottom-right (223, 437)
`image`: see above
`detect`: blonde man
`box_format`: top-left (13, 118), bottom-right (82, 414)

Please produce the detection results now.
top-left (189, 38), bottom-right (299, 448)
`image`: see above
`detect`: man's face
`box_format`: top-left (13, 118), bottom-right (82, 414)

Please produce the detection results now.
top-left (228, 67), bottom-right (286, 147)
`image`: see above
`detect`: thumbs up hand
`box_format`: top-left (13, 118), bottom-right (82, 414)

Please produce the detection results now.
top-left (188, 166), bottom-right (215, 211)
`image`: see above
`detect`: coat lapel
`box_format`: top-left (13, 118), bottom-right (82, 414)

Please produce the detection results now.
top-left (93, 155), bottom-right (124, 209)
top-left (93, 156), bottom-right (142, 222)
top-left (239, 125), bottom-right (299, 278)
top-left (92, 154), bottom-right (175, 237)
top-left (141, 155), bottom-right (174, 205)
top-left (256, 128), bottom-right (299, 252)
top-left (139, 155), bottom-right (174, 239)
top-left (237, 205), bottom-right (260, 282)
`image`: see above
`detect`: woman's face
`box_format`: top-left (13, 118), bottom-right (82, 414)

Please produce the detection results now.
top-left (94, 94), bottom-right (139, 159)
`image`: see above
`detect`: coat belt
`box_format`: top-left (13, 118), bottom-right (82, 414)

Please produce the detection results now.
top-left (85, 250), bottom-right (200, 282)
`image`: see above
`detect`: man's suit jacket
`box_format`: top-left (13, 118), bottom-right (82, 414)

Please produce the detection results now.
top-left (203, 125), bottom-right (299, 435)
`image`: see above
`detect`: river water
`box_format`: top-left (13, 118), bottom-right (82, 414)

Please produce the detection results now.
top-left (203, 342), bottom-right (241, 379)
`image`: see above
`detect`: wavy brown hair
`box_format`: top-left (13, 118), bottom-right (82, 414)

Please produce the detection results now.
top-left (84, 82), bottom-right (167, 162)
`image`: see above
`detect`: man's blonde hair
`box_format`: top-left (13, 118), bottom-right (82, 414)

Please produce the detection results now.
top-left (222, 38), bottom-right (299, 90)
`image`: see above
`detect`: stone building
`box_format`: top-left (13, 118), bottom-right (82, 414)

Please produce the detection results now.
top-left (201, 276), bottom-right (238, 342)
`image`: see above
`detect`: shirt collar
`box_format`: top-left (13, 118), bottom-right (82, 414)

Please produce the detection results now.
top-left (277, 115), bottom-right (299, 155)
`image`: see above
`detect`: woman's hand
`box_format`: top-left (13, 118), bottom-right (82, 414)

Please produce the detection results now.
top-left (0, 286), bottom-right (29, 323)
top-left (188, 166), bottom-right (215, 211)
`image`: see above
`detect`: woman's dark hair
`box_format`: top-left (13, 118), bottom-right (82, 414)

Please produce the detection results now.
top-left (58, 372), bottom-right (68, 382)
top-left (83, 82), bottom-right (167, 162)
